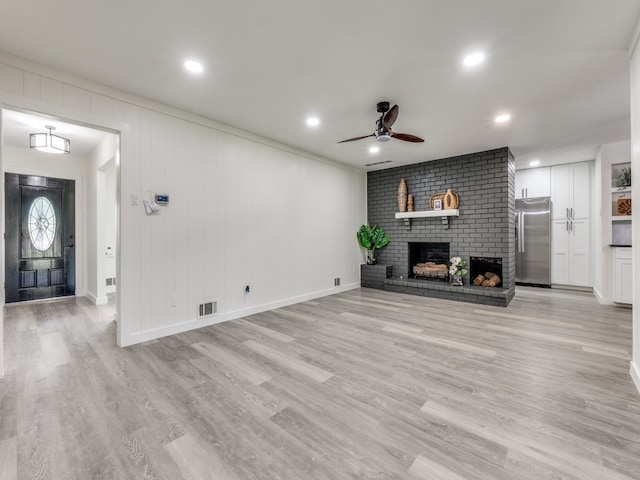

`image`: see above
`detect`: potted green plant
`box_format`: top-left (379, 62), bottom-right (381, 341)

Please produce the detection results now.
top-left (357, 224), bottom-right (390, 265)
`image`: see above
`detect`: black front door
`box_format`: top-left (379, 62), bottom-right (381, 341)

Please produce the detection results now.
top-left (5, 173), bottom-right (75, 303)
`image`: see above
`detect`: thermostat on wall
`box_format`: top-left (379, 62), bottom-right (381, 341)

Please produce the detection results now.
top-left (155, 194), bottom-right (169, 204)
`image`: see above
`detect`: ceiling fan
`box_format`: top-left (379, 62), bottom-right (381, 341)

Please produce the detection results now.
top-left (337, 101), bottom-right (425, 144)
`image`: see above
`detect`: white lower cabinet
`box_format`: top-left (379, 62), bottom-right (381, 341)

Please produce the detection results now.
top-left (613, 247), bottom-right (632, 304)
top-left (551, 218), bottom-right (591, 287)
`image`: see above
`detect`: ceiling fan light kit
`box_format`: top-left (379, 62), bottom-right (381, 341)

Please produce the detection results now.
top-left (337, 101), bottom-right (425, 145)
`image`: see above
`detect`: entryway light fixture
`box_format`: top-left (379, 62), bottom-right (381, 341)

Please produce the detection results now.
top-left (30, 125), bottom-right (70, 154)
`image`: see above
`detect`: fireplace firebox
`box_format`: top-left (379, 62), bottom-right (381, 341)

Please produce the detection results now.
top-left (409, 242), bottom-right (450, 280)
top-left (470, 257), bottom-right (503, 287)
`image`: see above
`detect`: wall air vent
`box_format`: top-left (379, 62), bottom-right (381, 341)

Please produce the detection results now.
top-left (198, 301), bottom-right (217, 318)
top-left (365, 160), bottom-right (392, 167)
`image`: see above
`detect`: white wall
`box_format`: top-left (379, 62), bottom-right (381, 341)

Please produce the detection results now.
top-left (630, 19), bottom-right (640, 394)
top-left (103, 160), bottom-right (117, 293)
top-left (593, 140), bottom-right (631, 304)
top-left (2, 145), bottom-right (87, 297)
top-left (86, 135), bottom-right (118, 304)
top-left (0, 53), bottom-right (366, 350)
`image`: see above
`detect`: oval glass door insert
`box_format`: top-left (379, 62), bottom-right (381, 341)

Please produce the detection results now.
top-left (28, 196), bottom-right (56, 251)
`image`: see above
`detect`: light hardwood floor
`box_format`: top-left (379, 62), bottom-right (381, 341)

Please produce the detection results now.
top-left (1, 287), bottom-right (639, 479)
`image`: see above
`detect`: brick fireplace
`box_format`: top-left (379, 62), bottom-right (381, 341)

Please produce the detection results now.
top-left (364, 147), bottom-right (516, 307)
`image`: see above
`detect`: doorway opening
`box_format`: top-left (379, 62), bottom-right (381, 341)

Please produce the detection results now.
top-left (1, 108), bottom-right (120, 307)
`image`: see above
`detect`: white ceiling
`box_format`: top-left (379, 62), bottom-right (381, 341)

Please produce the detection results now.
top-left (1, 0), bottom-right (639, 170)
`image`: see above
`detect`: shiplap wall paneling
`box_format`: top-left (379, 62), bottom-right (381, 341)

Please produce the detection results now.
top-left (120, 102), bottom-right (143, 338)
top-left (202, 126), bottom-right (221, 319)
top-left (23, 72), bottom-right (41, 100)
top-left (0, 57), bottom-right (366, 348)
top-left (148, 111), bottom-right (169, 331)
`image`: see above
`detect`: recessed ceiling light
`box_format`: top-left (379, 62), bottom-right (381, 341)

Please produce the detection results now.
top-left (529, 160), bottom-right (540, 167)
top-left (495, 114), bottom-right (511, 124)
top-left (369, 146), bottom-right (380, 154)
top-left (306, 117), bottom-right (320, 127)
top-left (184, 60), bottom-right (204, 73)
top-left (463, 52), bottom-right (485, 67)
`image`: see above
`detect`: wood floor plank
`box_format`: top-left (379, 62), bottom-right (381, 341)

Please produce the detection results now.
top-left (164, 432), bottom-right (240, 480)
top-left (0, 437), bottom-right (17, 480)
top-left (409, 454), bottom-right (469, 480)
top-left (241, 339), bottom-right (334, 383)
top-left (1, 288), bottom-right (639, 479)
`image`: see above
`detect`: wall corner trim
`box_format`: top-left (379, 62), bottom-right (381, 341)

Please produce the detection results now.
top-left (631, 361), bottom-right (640, 396)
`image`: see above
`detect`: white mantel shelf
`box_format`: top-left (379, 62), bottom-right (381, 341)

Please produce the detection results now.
top-left (395, 209), bottom-right (459, 219)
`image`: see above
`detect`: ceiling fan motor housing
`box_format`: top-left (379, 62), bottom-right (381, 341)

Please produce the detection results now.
top-left (376, 101), bottom-right (390, 113)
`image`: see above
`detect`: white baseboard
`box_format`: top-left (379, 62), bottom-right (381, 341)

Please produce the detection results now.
top-left (86, 291), bottom-right (108, 305)
top-left (592, 287), bottom-right (613, 305)
top-left (631, 361), bottom-right (640, 396)
top-left (118, 282), bottom-right (360, 347)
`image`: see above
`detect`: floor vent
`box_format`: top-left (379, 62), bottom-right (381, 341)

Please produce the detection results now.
top-left (198, 301), bottom-right (217, 318)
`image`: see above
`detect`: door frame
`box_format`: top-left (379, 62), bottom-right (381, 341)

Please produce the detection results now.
top-left (0, 92), bottom-right (126, 377)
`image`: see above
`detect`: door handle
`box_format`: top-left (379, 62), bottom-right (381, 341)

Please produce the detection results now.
top-left (67, 243), bottom-right (74, 248)
top-left (566, 220), bottom-right (569, 232)
top-left (520, 212), bottom-right (525, 253)
top-left (566, 208), bottom-right (569, 219)
top-left (571, 207), bottom-right (574, 219)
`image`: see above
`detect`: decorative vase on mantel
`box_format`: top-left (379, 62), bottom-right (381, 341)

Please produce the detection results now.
top-left (397, 179), bottom-right (408, 212)
top-left (443, 188), bottom-right (459, 210)
top-left (451, 274), bottom-right (464, 286)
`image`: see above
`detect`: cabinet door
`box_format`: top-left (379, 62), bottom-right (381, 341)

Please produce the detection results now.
top-left (614, 259), bottom-right (633, 304)
top-left (568, 218), bottom-right (590, 287)
top-left (551, 219), bottom-right (570, 284)
top-left (551, 164), bottom-right (571, 219)
top-left (525, 167), bottom-right (551, 198)
top-left (570, 162), bottom-right (590, 219)
top-left (515, 171), bottom-right (524, 199)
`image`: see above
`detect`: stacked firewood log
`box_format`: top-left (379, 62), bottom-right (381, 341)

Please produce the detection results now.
top-left (472, 272), bottom-right (502, 287)
top-left (413, 262), bottom-right (448, 278)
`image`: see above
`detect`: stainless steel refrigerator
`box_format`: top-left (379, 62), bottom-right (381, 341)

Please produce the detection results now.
top-left (515, 197), bottom-right (551, 286)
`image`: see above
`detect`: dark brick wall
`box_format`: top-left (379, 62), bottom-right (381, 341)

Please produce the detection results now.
top-left (367, 147), bottom-right (515, 302)
top-left (361, 264), bottom-right (392, 289)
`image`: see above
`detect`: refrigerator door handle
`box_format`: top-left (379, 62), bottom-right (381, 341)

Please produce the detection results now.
top-left (520, 212), bottom-right (525, 253)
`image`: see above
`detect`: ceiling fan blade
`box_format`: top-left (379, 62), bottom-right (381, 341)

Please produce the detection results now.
top-left (382, 104), bottom-right (399, 129)
top-left (336, 133), bottom-right (375, 143)
top-left (391, 132), bottom-right (425, 143)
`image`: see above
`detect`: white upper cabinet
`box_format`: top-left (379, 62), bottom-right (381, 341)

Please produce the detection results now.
top-left (515, 167), bottom-right (550, 199)
top-left (551, 162), bottom-right (591, 219)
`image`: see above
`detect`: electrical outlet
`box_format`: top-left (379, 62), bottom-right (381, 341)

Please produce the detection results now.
top-left (334, 277), bottom-right (341, 287)
top-left (131, 192), bottom-right (139, 206)
top-left (169, 295), bottom-right (177, 307)
top-left (245, 285), bottom-right (251, 294)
